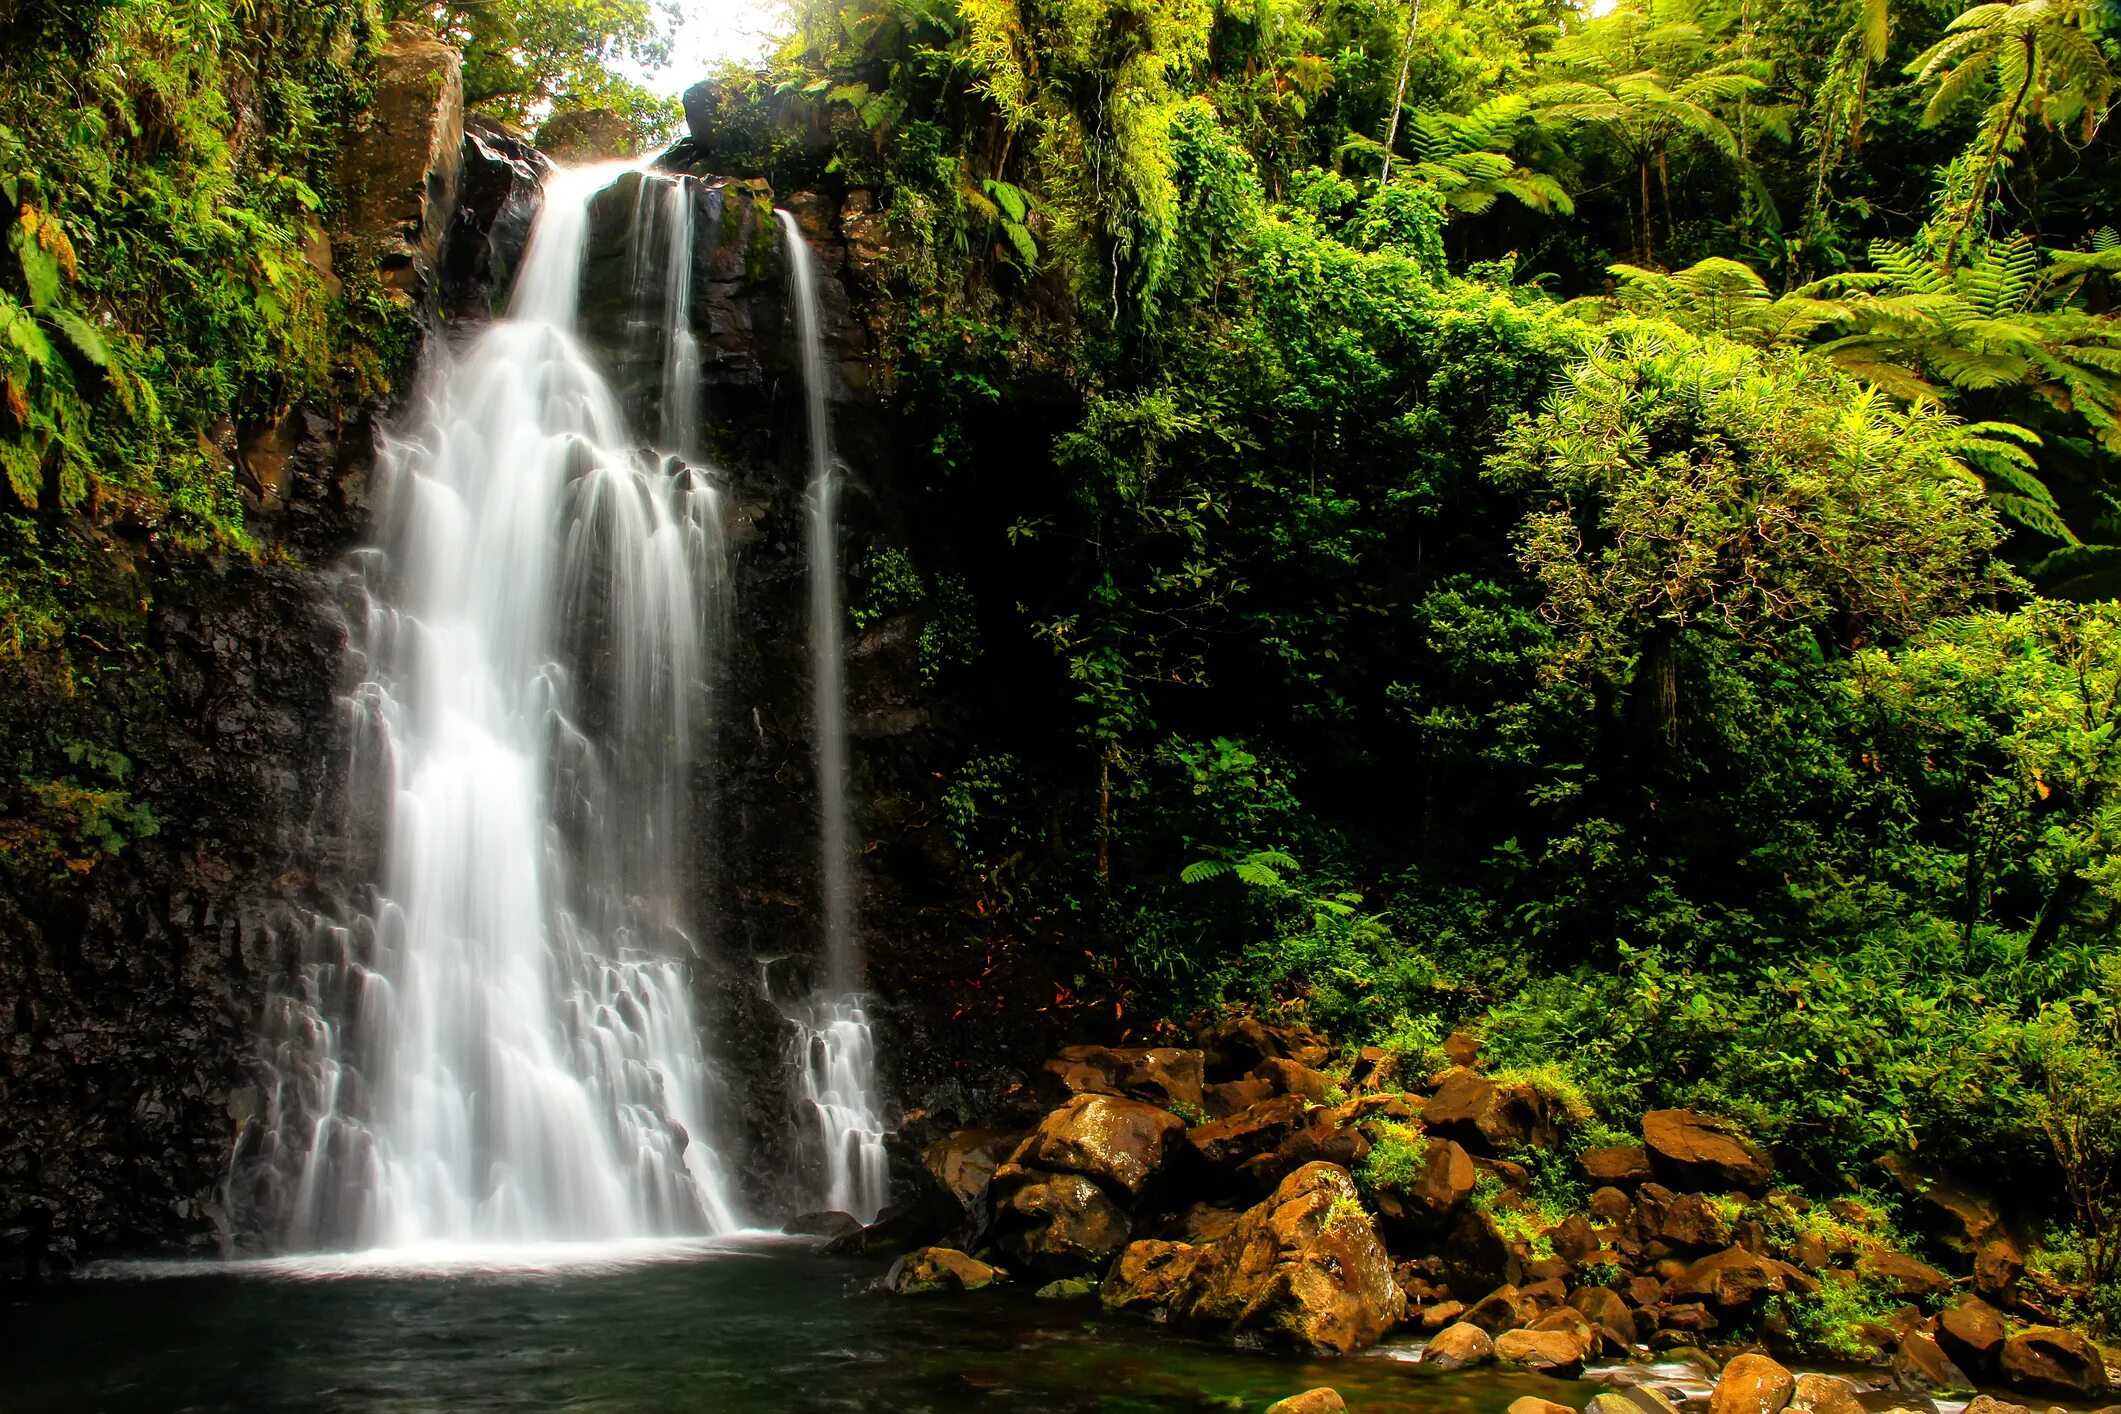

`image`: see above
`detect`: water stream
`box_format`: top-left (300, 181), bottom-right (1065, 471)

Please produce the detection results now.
top-left (255, 163), bottom-right (741, 1251)
top-left (778, 209), bottom-right (891, 1223)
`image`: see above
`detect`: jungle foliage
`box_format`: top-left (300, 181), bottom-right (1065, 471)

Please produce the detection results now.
top-left (703, 0), bottom-right (2121, 1315)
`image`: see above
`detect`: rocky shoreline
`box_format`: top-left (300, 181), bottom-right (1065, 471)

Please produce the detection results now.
top-left (802, 1018), bottom-right (2118, 1414)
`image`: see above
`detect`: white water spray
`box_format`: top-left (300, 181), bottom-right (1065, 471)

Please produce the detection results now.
top-left (778, 210), bottom-right (890, 1222)
top-left (263, 165), bottom-right (740, 1250)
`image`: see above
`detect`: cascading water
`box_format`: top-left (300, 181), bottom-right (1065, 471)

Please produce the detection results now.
top-left (778, 210), bottom-right (890, 1223)
top-left (258, 164), bottom-right (741, 1252)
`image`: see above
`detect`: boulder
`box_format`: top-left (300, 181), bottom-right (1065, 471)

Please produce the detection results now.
top-left (1419, 1300), bottom-right (1468, 1329)
top-left (1893, 1330), bottom-right (1972, 1393)
top-left (1658, 1302), bottom-right (1719, 1335)
top-left (1442, 1207), bottom-right (1520, 1294)
top-left (1592, 1185), bottom-right (1635, 1222)
top-left (2000, 1327), bottom-right (2112, 1399)
top-left (1422, 1321), bottom-right (1495, 1370)
top-left (1936, 1295), bottom-right (2006, 1369)
top-left (1858, 1247), bottom-right (1950, 1301)
top-left (1625, 1275), bottom-right (1665, 1308)
top-left (1877, 1153), bottom-right (2002, 1254)
top-left (534, 107), bottom-right (641, 162)
top-left (1974, 1236), bottom-right (2026, 1303)
top-left (1589, 1397), bottom-right (1650, 1414)
top-left (1571, 1284), bottom-right (1637, 1351)
top-left (443, 116), bottom-right (547, 314)
top-left (1642, 1110), bottom-right (1774, 1194)
top-left (1013, 1093), bottom-right (1185, 1200)
top-left (1034, 1276), bottom-right (1097, 1299)
top-left (1100, 1238), bottom-right (1201, 1311)
top-left (1583, 1145), bottom-right (1656, 1185)
top-left (1253, 1056), bottom-right (1337, 1103)
top-left (1494, 1326), bottom-right (1588, 1378)
top-left (1169, 1203), bottom-right (1242, 1244)
top-left (1421, 1072), bottom-right (1556, 1155)
top-left (1266, 1392), bottom-right (1346, 1414)
top-left (1373, 1137), bottom-right (1477, 1233)
top-left (1204, 1076), bottom-right (1278, 1118)
top-left (1666, 1245), bottom-right (1790, 1310)
top-left (1552, 1212), bottom-right (1599, 1262)
top-left (990, 1172), bottom-right (1131, 1276)
top-left (1792, 1374), bottom-right (1865, 1414)
top-left (819, 1184), bottom-right (962, 1258)
top-left (1167, 1162), bottom-right (1406, 1354)
top-left (1506, 1399), bottom-right (1575, 1414)
top-left (1186, 1095), bottom-right (1312, 1170)
top-left (885, 1246), bottom-right (1006, 1294)
top-left (1960, 1399), bottom-right (2032, 1414)
top-left (1042, 1045), bottom-right (1205, 1111)
top-left (1617, 1390), bottom-right (1687, 1414)
top-left (921, 1128), bottom-right (1018, 1211)
top-left (337, 22), bottom-right (464, 302)
top-left (1240, 1115), bottom-right (1372, 1192)
top-left (784, 1209), bottom-right (861, 1240)
top-left (1632, 1183), bottom-right (1733, 1256)
top-left (1464, 1283), bottom-right (1539, 1334)
top-left (1198, 1015), bottom-right (1330, 1079)
top-left (1709, 1353), bottom-right (1796, 1414)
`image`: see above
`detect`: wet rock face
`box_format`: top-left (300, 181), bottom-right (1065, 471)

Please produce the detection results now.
top-left (337, 22), bottom-right (465, 302)
top-left (443, 116), bottom-right (548, 316)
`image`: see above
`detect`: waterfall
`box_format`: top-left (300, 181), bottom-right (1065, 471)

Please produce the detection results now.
top-left (259, 164), bottom-right (740, 1252)
top-left (777, 210), bottom-right (890, 1223)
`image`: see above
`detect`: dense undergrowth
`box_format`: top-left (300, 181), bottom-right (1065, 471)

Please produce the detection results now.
top-left (702, 0), bottom-right (2121, 1328)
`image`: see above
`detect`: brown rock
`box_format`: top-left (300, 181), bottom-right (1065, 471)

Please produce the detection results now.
top-left (1169, 1203), bottom-right (1241, 1244)
top-left (886, 1246), bottom-right (1006, 1294)
top-left (1241, 1115), bottom-right (1372, 1192)
top-left (1204, 1076), bottom-right (1277, 1118)
top-left (1043, 1045), bottom-right (1206, 1110)
top-left (2000, 1327), bottom-right (2112, 1399)
top-left (1643, 1110), bottom-right (1774, 1194)
top-left (991, 1172), bottom-right (1131, 1276)
top-left (1167, 1162), bottom-right (1406, 1354)
top-left (1894, 1329), bottom-right (1972, 1392)
top-left (1626, 1274), bottom-right (1665, 1307)
top-left (1960, 1398), bottom-right (2032, 1414)
top-left (1659, 1302), bottom-right (1719, 1334)
top-left (1709, 1352), bottom-right (1796, 1414)
top-left (1507, 1399), bottom-right (1577, 1414)
top-left (1496, 1327), bottom-right (1588, 1377)
top-left (1858, 1246), bottom-right (1950, 1301)
top-left (1792, 1373), bottom-right (1865, 1414)
top-left (1464, 1283), bottom-right (1538, 1334)
top-left (1667, 1245), bottom-right (1790, 1310)
top-left (1584, 1145), bottom-right (1657, 1185)
top-left (1187, 1094), bottom-right (1312, 1169)
top-left (1975, 1236), bottom-right (2026, 1303)
top-left (1877, 1153), bottom-right (2002, 1254)
top-left (1571, 1285), bottom-right (1637, 1351)
top-left (1422, 1321), bottom-right (1496, 1369)
top-left (1100, 1238), bottom-right (1201, 1311)
top-left (1254, 1056), bottom-right (1336, 1103)
top-left (1419, 1299), bottom-right (1468, 1329)
top-left (1633, 1183), bottom-right (1733, 1255)
top-left (1937, 1295), bottom-right (2007, 1369)
top-left (1422, 1072), bottom-right (1557, 1154)
top-left (1592, 1185), bottom-right (1635, 1222)
top-left (337, 22), bottom-right (465, 302)
top-left (1015, 1093), bottom-right (1186, 1199)
top-left (1265, 1391), bottom-right (1347, 1414)
top-left (1445, 1030), bottom-right (1482, 1066)
top-left (1788, 1232), bottom-right (1830, 1270)
top-left (921, 1128), bottom-right (1018, 1210)
top-left (1198, 1015), bottom-right (1330, 1079)
top-left (1443, 1208), bottom-right (1521, 1294)
top-left (1553, 1213), bottom-right (1600, 1262)
top-left (1376, 1136), bottom-right (1477, 1231)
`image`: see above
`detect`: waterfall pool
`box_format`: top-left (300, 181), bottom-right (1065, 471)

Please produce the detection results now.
top-left (11, 1238), bottom-right (1604, 1413)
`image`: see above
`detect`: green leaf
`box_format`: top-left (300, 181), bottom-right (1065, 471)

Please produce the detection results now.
top-left (45, 309), bottom-right (108, 369)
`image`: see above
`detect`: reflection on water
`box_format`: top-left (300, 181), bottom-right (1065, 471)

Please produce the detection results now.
top-left (12, 1240), bottom-right (1594, 1414)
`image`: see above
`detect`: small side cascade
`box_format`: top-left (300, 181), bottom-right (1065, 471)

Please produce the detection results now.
top-left (252, 162), bottom-right (742, 1252)
top-left (777, 208), bottom-right (891, 1223)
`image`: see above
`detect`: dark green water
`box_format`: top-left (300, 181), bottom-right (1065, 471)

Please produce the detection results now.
top-left (8, 1237), bottom-right (1604, 1414)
